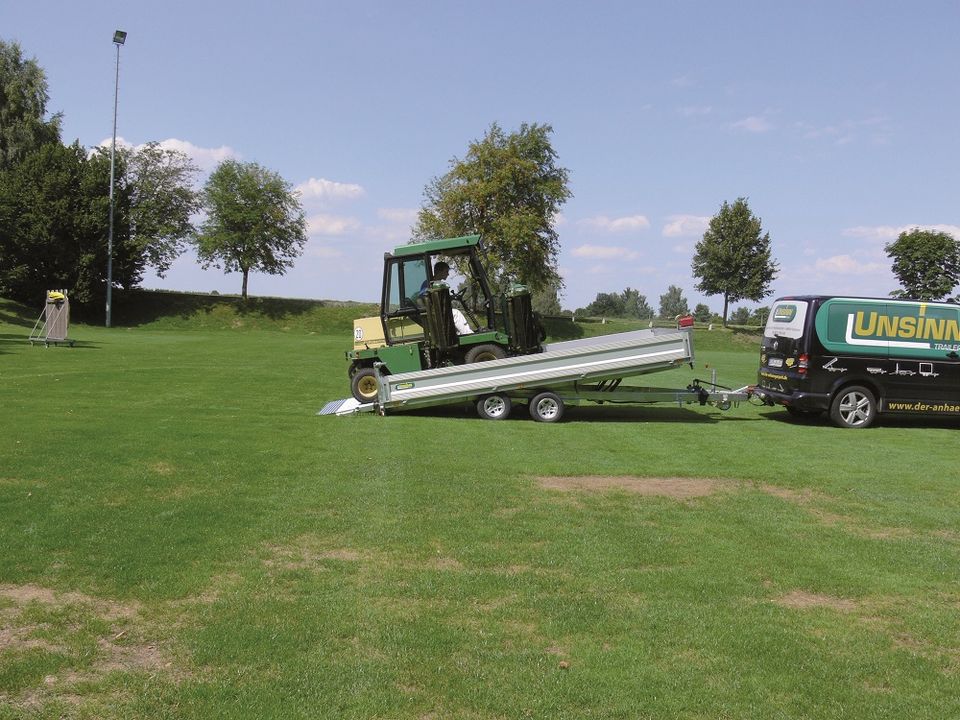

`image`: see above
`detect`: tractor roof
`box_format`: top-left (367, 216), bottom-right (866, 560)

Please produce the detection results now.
top-left (392, 234), bottom-right (480, 257)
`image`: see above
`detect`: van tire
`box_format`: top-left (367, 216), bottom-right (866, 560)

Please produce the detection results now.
top-left (829, 385), bottom-right (877, 429)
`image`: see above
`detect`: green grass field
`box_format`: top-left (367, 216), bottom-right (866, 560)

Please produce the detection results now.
top-left (1, 295), bottom-right (958, 719)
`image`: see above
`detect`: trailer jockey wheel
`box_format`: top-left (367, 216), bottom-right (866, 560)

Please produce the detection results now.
top-left (529, 391), bottom-right (564, 423)
top-left (351, 368), bottom-right (380, 403)
top-left (476, 393), bottom-right (512, 420)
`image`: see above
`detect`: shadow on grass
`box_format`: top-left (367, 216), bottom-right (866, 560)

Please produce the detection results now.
top-left (395, 403), bottom-right (753, 424)
top-left (762, 408), bottom-right (960, 430)
top-left (68, 288), bottom-right (342, 327)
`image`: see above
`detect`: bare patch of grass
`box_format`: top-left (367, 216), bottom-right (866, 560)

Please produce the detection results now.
top-left (760, 485), bottom-right (914, 540)
top-left (537, 475), bottom-right (727, 499)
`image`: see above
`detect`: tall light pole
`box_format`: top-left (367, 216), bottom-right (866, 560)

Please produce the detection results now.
top-left (106, 29), bottom-right (126, 328)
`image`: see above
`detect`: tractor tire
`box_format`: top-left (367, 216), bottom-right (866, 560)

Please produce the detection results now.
top-left (476, 393), bottom-right (512, 420)
top-left (829, 385), bottom-right (877, 429)
top-left (529, 391), bottom-right (564, 423)
top-left (465, 344), bottom-right (506, 364)
top-left (350, 367), bottom-right (380, 403)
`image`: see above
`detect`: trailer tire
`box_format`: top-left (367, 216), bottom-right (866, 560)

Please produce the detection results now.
top-left (476, 393), bottom-right (512, 420)
top-left (529, 391), bottom-right (564, 423)
top-left (465, 344), bottom-right (506, 364)
top-left (829, 385), bottom-right (876, 429)
top-left (351, 367), bottom-right (380, 403)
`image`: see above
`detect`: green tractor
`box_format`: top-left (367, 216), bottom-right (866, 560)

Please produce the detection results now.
top-left (346, 234), bottom-right (545, 402)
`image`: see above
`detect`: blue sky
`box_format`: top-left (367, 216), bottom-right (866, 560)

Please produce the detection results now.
top-left (4, 1), bottom-right (959, 311)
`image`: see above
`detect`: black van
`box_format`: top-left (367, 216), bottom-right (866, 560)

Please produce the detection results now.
top-left (757, 296), bottom-right (960, 428)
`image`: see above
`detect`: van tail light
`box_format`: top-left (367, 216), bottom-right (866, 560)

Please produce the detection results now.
top-left (798, 353), bottom-right (809, 375)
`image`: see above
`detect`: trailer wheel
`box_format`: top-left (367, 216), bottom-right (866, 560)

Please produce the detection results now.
top-left (351, 367), bottom-right (380, 403)
top-left (477, 393), bottom-right (512, 420)
top-left (829, 385), bottom-right (876, 429)
top-left (465, 344), bottom-right (506, 364)
top-left (529, 391), bottom-right (564, 423)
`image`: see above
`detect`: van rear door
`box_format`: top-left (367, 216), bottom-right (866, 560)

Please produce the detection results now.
top-left (758, 300), bottom-right (810, 395)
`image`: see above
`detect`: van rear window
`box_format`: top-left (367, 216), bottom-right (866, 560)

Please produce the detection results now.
top-left (764, 301), bottom-right (808, 339)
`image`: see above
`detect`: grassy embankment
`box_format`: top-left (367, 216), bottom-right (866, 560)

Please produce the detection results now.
top-left (1, 292), bottom-right (957, 719)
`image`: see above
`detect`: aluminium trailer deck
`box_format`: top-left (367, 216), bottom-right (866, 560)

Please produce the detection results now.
top-left (320, 327), bottom-right (751, 421)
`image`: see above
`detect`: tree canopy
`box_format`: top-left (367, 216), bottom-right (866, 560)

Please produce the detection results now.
top-left (0, 40), bottom-right (61, 170)
top-left (692, 197), bottom-right (778, 326)
top-left (885, 228), bottom-right (960, 301)
top-left (580, 287), bottom-right (653, 319)
top-left (658, 285), bottom-right (689, 319)
top-left (195, 160), bottom-right (307, 299)
top-left (414, 122), bottom-right (571, 292)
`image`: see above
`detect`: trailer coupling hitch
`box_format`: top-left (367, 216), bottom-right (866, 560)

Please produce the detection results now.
top-left (686, 380), bottom-right (711, 406)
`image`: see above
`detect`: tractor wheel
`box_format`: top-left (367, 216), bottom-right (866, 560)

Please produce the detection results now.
top-left (529, 391), bottom-right (564, 423)
top-left (350, 367), bottom-right (380, 403)
top-left (476, 393), bottom-right (512, 420)
top-left (465, 344), bottom-right (506, 364)
top-left (829, 385), bottom-right (876, 429)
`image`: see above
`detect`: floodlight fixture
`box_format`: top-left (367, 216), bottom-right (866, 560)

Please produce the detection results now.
top-left (113, 30), bottom-right (127, 45)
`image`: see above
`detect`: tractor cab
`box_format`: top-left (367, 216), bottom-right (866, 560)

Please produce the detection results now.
top-left (346, 234), bottom-right (545, 402)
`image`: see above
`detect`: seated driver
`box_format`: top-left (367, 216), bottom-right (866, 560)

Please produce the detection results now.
top-left (420, 261), bottom-right (473, 335)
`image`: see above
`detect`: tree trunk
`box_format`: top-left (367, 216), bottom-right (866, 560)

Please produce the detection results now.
top-left (722, 293), bottom-right (729, 327)
top-left (241, 268), bottom-right (249, 299)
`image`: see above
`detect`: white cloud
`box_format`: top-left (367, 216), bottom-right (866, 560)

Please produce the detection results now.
top-left (296, 177), bottom-right (365, 202)
top-left (731, 115), bottom-right (773, 133)
top-left (842, 224), bottom-right (960, 241)
top-left (580, 215), bottom-right (650, 233)
top-left (551, 211), bottom-right (567, 228)
top-left (814, 255), bottom-right (886, 275)
top-left (571, 244), bottom-right (641, 261)
top-left (307, 213), bottom-right (361, 236)
top-left (377, 208), bottom-right (418, 224)
top-left (662, 214), bottom-right (710, 238)
top-left (156, 139), bottom-right (238, 171)
top-left (100, 137), bottom-right (239, 172)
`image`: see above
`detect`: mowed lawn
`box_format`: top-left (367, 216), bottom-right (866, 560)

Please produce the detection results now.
top-left (1, 300), bottom-right (958, 719)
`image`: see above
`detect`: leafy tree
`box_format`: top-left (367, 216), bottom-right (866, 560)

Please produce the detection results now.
top-left (531, 282), bottom-right (562, 315)
top-left (195, 160), bottom-right (307, 299)
top-left (885, 228), bottom-right (960, 301)
top-left (0, 142), bottom-right (137, 303)
top-left (658, 285), bottom-right (689, 319)
top-left (692, 197), bottom-right (778, 326)
top-left (622, 287), bottom-right (654, 319)
top-left (581, 287), bottom-right (654, 319)
top-left (730, 306), bottom-right (751, 325)
top-left (123, 142), bottom-right (200, 276)
top-left (414, 122), bottom-right (571, 291)
top-left (584, 292), bottom-right (626, 318)
top-left (751, 305), bottom-right (771, 326)
top-left (693, 303), bottom-right (712, 323)
top-left (0, 40), bottom-right (61, 170)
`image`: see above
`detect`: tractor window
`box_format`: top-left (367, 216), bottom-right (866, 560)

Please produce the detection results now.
top-left (386, 262), bottom-right (402, 313)
top-left (385, 258), bottom-right (428, 314)
top-left (402, 260), bottom-right (427, 306)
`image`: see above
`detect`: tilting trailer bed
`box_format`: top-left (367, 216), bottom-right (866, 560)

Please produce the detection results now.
top-left (320, 325), bottom-right (752, 422)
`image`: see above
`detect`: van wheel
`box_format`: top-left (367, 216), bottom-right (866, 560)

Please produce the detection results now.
top-left (829, 386), bottom-right (876, 429)
top-left (465, 344), bottom-right (506, 363)
top-left (351, 367), bottom-right (380, 403)
top-left (477, 393), bottom-right (512, 420)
